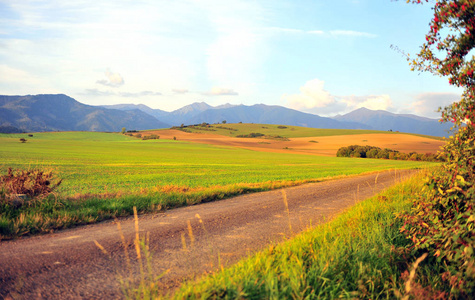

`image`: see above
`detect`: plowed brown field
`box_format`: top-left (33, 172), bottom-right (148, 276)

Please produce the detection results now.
top-left (141, 129), bottom-right (445, 156)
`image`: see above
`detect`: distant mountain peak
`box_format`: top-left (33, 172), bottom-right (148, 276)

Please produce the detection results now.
top-left (172, 102), bottom-right (212, 115)
top-left (334, 106), bottom-right (451, 136)
top-left (214, 103), bottom-right (237, 109)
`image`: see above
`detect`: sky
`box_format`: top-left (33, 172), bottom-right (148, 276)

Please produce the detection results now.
top-left (0, 0), bottom-right (463, 118)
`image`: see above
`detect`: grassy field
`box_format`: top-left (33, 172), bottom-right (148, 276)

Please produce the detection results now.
top-left (164, 170), bottom-right (448, 299)
top-left (171, 123), bottom-right (445, 140)
top-left (0, 131), bottom-right (434, 197)
top-left (0, 131), bottom-right (437, 238)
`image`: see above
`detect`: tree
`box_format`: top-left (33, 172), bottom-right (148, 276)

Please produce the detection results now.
top-left (398, 1), bottom-right (475, 296)
top-left (404, 0), bottom-right (475, 127)
top-left (121, 127), bottom-right (126, 134)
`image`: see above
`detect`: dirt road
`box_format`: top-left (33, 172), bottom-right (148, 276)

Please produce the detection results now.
top-left (0, 169), bottom-right (417, 299)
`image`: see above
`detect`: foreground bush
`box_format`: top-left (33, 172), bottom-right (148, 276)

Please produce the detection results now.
top-left (399, 126), bottom-right (475, 298)
top-left (397, 1), bottom-right (475, 297)
top-left (0, 168), bottom-right (62, 207)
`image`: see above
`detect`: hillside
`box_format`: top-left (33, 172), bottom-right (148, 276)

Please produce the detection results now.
top-left (140, 124), bottom-right (445, 156)
top-left (0, 94), bottom-right (169, 132)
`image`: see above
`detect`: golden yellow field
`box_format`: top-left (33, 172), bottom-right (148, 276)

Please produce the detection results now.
top-left (142, 129), bottom-right (445, 157)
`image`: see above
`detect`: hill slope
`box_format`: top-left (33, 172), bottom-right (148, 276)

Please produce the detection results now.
top-left (0, 94), bottom-right (169, 132)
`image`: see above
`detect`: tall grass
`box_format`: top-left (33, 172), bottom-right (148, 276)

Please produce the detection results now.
top-left (167, 170), bottom-right (449, 299)
top-left (0, 180), bottom-right (321, 239)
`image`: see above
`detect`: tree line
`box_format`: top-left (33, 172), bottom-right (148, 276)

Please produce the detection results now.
top-left (336, 145), bottom-right (443, 162)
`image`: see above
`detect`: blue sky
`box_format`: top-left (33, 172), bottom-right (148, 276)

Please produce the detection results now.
top-left (0, 0), bottom-right (462, 118)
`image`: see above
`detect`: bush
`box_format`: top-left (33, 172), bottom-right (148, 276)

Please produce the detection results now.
top-left (0, 168), bottom-right (62, 207)
top-left (142, 135), bottom-right (160, 140)
top-left (399, 126), bottom-right (475, 297)
top-left (236, 132), bottom-right (265, 138)
top-left (336, 145), bottom-right (443, 162)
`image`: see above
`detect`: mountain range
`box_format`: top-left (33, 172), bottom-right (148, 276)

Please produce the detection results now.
top-left (0, 94), bottom-right (168, 133)
top-left (0, 94), bottom-right (453, 137)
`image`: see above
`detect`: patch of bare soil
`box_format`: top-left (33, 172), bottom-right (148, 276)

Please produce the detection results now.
top-left (143, 129), bottom-right (445, 156)
top-left (0, 169), bottom-right (417, 299)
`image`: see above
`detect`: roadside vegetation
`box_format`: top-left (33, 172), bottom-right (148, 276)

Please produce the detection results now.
top-left (124, 171), bottom-right (443, 299)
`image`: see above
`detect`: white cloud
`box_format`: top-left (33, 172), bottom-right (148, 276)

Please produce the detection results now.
top-left (172, 89), bottom-right (189, 94)
top-left (330, 30), bottom-right (377, 38)
top-left (82, 89), bottom-right (115, 97)
top-left (203, 87), bottom-right (239, 96)
top-left (307, 30), bottom-right (325, 35)
top-left (341, 94), bottom-right (393, 111)
top-left (96, 69), bottom-right (124, 87)
top-left (82, 89), bottom-right (161, 97)
top-left (264, 27), bottom-right (373, 38)
top-left (120, 91), bottom-right (161, 97)
top-left (265, 27), bottom-right (304, 34)
top-left (204, 1), bottom-right (264, 89)
top-left (408, 92), bottom-right (460, 118)
top-left (284, 78), bottom-right (392, 115)
top-left (284, 79), bottom-right (336, 110)
top-left (0, 64), bottom-right (58, 94)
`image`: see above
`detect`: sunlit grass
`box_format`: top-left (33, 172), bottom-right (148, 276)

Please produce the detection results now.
top-left (168, 170), bottom-right (449, 299)
top-left (0, 132), bottom-right (435, 197)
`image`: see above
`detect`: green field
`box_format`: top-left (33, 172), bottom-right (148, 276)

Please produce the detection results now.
top-left (1, 131), bottom-right (434, 197)
top-left (173, 123), bottom-right (444, 140)
top-left (0, 131), bottom-right (437, 238)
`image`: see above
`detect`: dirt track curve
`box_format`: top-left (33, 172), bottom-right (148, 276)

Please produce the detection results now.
top-left (0, 169), bottom-right (417, 299)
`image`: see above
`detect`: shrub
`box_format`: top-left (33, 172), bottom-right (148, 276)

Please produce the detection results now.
top-left (142, 135), bottom-right (160, 140)
top-left (236, 132), bottom-right (265, 138)
top-left (399, 126), bottom-right (475, 297)
top-left (19, 138), bottom-right (27, 143)
top-left (0, 168), bottom-right (62, 207)
top-left (336, 145), bottom-right (442, 162)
